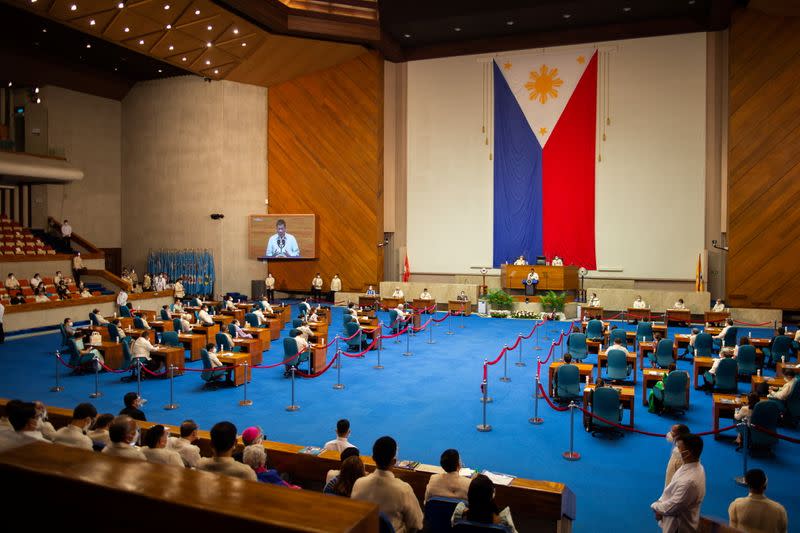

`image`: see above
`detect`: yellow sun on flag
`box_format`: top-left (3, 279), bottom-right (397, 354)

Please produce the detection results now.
top-left (577, 55), bottom-right (585, 64)
top-left (525, 64), bottom-right (563, 104)
top-left (503, 62), bottom-right (512, 70)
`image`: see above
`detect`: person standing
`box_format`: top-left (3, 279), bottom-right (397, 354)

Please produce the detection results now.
top-left (664, 424), bottom-right (691, 486)
top-left (524, 269), bottom-right (539, 296)
top-left (728, 468), bottom-right (788, 533)
top-left (72, 252), bottom-right (87, 285)
top-left (116, 288), bottom-right (128, 309)
top-left (265, 272), bottom-right (275, 301)
top-left (173, 277), bottom-right (185, 299)
top-left (61, 219), bottom-right (72, 249)
top-left (651, 434), bottom-right (706, 532)
top-left (330, 274), bottom-right (342, 300)
top-left (311, 273), bottom-right (323, 301)
top-left (0, 300), bottom-right (5, 344)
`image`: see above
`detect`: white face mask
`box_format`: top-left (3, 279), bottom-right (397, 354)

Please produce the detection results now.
top-left (133, 429), bottom-right (140, 445)
top-left (665, 432), bottom-right (674, 443)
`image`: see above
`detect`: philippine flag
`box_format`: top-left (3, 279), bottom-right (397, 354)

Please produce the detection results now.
top-left (493, 50), bottom-right (598, 269)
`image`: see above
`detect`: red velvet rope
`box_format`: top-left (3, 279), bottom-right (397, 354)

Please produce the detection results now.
top-left (732, 320), bottom-right (773, 327)
top-left (341, 338), bottom-right (380, 358)
top-left (536, 383), bottom-right (570, 412)
top-left (750, 424), bottom-right (800, 444)
top-left (55, 352), bottom-right (80, 370)
top-left (251, 353), bottom-right (300, 369)
top-left (411, 315), bottom-right (435, 332)
top-left (140, 364), bottom-right (171, 377)
top-left (380, 325), bottom-right (410, 339)
top-left (432, 312), bottom-right (452, 323)
top-left (486, 348), bottom-right (507, 366)
top-left (296, 351), bottom-right (340, 378)
top-left (99, 361), bottom-right (132, 374)
top-left (520, 322), bottom-right (542, 340)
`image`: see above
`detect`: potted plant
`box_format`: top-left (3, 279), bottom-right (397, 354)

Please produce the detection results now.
top-left (539, 291), bottom-right (566, 316)
top-left (481, 289), bottom-right (514, 316)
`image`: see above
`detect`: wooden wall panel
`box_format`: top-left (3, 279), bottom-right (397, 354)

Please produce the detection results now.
top-left (727, 8), bottom-right (800, 310)
top-left (267, 52), bottom-right (383, 293)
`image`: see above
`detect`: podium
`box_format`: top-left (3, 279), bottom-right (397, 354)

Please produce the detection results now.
top-left (412, 298), bottom-right (436, 313)
top-left (381, 297), bottom-right (403, 310)
top-left (704, 311), bottom-right (729, 325)
top-left (358, 295), bottom-right (380, 308)
top-left (627, 307), bottom-right (651, 322)
top-left (500, 264), bottom-right (579, 291)
top-left (448, 300), bottom-right (471, 316)
top-left (580, 306), bottom-right (603, 320)
top-left (666, 309), bottom-right (691, 325)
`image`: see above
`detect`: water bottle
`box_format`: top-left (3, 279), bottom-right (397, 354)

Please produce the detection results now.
top-left (115, 336), bottom-right (119, 344)
top-left (782, 355), bottom-right (786, 364)
top-left (757, 368), bottom-right (761, 377)
top-left (748, 331), bottom-right (752, 338)
top-left (585, 375), bottom-right (590, 385)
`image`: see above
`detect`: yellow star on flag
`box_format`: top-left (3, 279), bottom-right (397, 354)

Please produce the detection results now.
top-left (577, 55), bottom-right (585, 64)
top-left (503, 62), bottom-right (512, 70)
top-left (539, 127), bottom-right (548, 136)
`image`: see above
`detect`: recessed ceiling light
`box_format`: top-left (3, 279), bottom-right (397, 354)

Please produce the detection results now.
top-left (30, 0), bottom-right (37, 3)
top-left (233, 28), bottom-right (239, 34)
top-left (207, 25), bottom-right (213, 31)
top-left (89, 19), bottom-right (95, 25)
top-left (403, 33), bottom-right (410, 38)
top-left (158, 69), bottom-right (163, 73)
top-left (454, 27), bottom-right (461, 32)
top-left (563, 14), bottom-right (571, 19)
top-left (70, 4), bottom-right (77, 11)
top-left (623, 6), bottom-right (631, 12)
top-left (214, 69), bottom-right (219, 74)
top-left (506, 20), bottom-right (514, 26)
top-left (36, 97), bottom-right (41, 104)
top-left (688, 0), bottom-right (695, 3)
top-left (7, 82), bottom-right (11, 87)
top-left (206, 42), bottom-right (212, 47)
top-left (194, 9), bottom-right (200, 15)
top-left (241, 42), bottom-right (246, 47)
top-left (35, 87), bottom-right (39, 93)
top-left (168, 44), bottom-right (174, 50)
top-left (163, 4), bottom-right (169, 9)
top-left (124, 27), bottom-right (130, 32)
top-left (113, 67), bottom-right (118, 71)
top-left (118, 1), bottom-right (124, 8)
top-left (166, 24), bottom-right (172, 29)
top-left (181, 56), bottom-right (187, 61)
top-left (41, 28), bottom-right (47, 33)
top-left (205, 59), bottom-right (211, 65)
top-left (138, 39), bottom-right (144, 45)
top-left (85, 43), bottom-right (91, 48)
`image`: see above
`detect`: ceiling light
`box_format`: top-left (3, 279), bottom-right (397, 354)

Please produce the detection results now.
top-left (168, 44), bottom-right (174, 50)
top-left (35, 87), bottom-right (39, 93)
top-left (207, 25), bottom-right (213, 31)
top-left (158, 69), bottom-right (163, 73)
top-left (507, 20), bottom-right (514, 26)
top-left (195, 9), bottom-right (200, 15)
top-left (85, 43), bottom-right (91, 48)
top-left (623, 6), bottom-right (631, 12)
top-left (70, 4), bottom-right (77, 11)
top-left (214, 69), bottom-right (219, 74)
top-left (7, 82), bottom-right (11, 87)
top-left (454, 27), bottom-right (461, 32)
top-left (206, 42), bottom-right (212, 47)
top-left (41, 28), bottom-right (47, 33)
top-left (241, 42), bottom-right (246, 47)
top-left (403, 33), bottom-right (410, 38)
top-left (563, 14), bottom-right (571, 19)
top-left (124, 27), bottom-right (130, 32)
top-left (36, 97), bottom-right (41, 104)
top-left (30, 0), bottom-right (37, 3)
top-left (163, 4), bottom-right (170, 9)
top-left (118, 2), bottom-right (124, 8)
top-left (205, 59), bottom-right (211, 65)
top-left (181, 56), bottom-right (186, 61)
top-left (138, 39), bottom-right (144, 45)
top-left (233, 28), bottom-right (239, 34)
top-left (113, 67), bottom-right (118, 71)
top-left (89, 19), bottom-right (95, 25)
top-left (166, 24), bottom-right (172, 29)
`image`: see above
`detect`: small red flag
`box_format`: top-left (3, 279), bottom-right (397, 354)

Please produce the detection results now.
top-left (402, 253), bottom-right (410, 282)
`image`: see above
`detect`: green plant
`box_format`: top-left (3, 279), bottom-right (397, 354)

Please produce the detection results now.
top-left (482, 289), bottom-right (514, 310)
top-left (539, 290), bottom-right (567, 312)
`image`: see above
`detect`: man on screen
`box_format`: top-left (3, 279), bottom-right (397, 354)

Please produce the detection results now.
top-left (265, 219), bottom-right (300, 258)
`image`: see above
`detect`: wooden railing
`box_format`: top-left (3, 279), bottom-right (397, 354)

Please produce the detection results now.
top-left (4, 290), bottom-right (173, 315)
top-left (0, 400), bottom-right (576, 532)
top-left (84, 268), bottom-right (131, 292)
top-left (47, 216), bottom-right (102, 256)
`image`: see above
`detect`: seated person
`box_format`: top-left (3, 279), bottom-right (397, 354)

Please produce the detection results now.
top-left (224, 296), bottom-right (236, 311)
top-left (419, 288), bottom-right (433, 300)
top-left (136, 315), bottom-right (152, 330)
top-left (205, 343), bottom-right (231, 382)
top-left (325, 445), bottom-right (361, 485)
top-left (243, 444), bottom-right (300, 488)
top-left (296, 318), bottom-right (314, 341)
top-left (259, 297), bottom-right (274, 314)
top-left (734, 392), bottom-right (759, 449)
top-left (56, 280), bottom-right (70, 300)
top-left (131, 330), bottom-right (161, 372)
top-left (553, 353), bottom-right (577, 392)
top-left (141, 424), bottom-right (184, 467)
top-left (307, 309), bottom-right (321, 323)
top-left (286, 331), bottom-right (313, 377)
top-left (392, 287), bottom-right (404, 299)
top-left (167, 419), bottom-right (202, 468)
top-left (608, 336), bottom-right (628, 355)
top-left (424, 448), bottom-right (471, 502)
top-left (513, 255), bottom-right (527, 266)
top-left (79, 286), bottom-right (92, 298)
top-left (395, 303), bottom-right (409, 321)
top-left (714, 318), bottom-right (735, 344)
top-left (10, 291), bottom-right (25, 305)
top-left (35, 287), bottom-right (50, 302)
top-left (30, 273), bottom-right (42, 289)
top-left (324, 455), bottom-right (364, 497)
top-left (72, 332), bottom-right (104, 371)
top-left (451, 474), bottom-right (518, 532)
top-left (111, 319), bottom-right (127, 340)
top-left (86, 413), bottom-right (114, 447)
top-left (686, 328), bottom-right (700, 356)
top-left (588, 293), bottom-right (600, 307)
top-left (702, 350), bottom-right (734, 389)
top-left (54, 271), bottom-right (63, 286)
top-left (0, 401), bottom-right (51, 453)
top-left (365, 285), bottom-right (376, 296)
top-left (101, 415), bottom-right (146, 460)
top-left (673, 298), bottom-right (687, 310)
top-left (456, 290), bottom-right (469, 302)
top-left (632, 295), bottom-right (647, 309)
top-left (91, 308), bottom-right (109, 325)
top-left (52, 402), bottom-right (96, 450)
top-left (197, 422), bottom-right (257, 481)
top-left (252, 307), bottom-right (267, 326)
top-left (231, 320), bottom-right (253, 339)
top-left (768, 369), bottom-right (797, 412)
top-left (712, 299), bottom-right (726, 313)
top-left (197, 305), bottom-right (214, 326)
top-left (551, 255), bottom-right (563, 266)
top-left (4, 273), bottom-right (20, 290)
top-left (131, 282), bottom-right (142, 294)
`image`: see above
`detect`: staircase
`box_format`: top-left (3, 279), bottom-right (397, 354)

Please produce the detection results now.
top-left (31, 228), bottom-right (72, 254)
top-left (84, 281), bottom-right (114, 296)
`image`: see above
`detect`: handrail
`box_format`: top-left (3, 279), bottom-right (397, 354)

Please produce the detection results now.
top-left (3, 289), bottom-right (174, 314)
top-left (84, 268), bottom-right (132, 292)
top-left (47, 216), bottom-right (102, 254)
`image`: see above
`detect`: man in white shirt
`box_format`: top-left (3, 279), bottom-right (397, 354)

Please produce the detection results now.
top-left (351, 436), bottom-right (423, 533)
top-left (311, 273), bottom-right (323, 301)
top-left (265, 219), bottom-right (300, 258)
top-left (168, 419), bottom-right (203, 468)
top-left (633, 296), bottom-right (647, 309)
top-left (330, 274), bottom-right (342, 296)
top-left (714, 318), bottom-right (735, 344)
top-left (197, 305), bottom-right (214, 326)
top-left (116, 289), bottom-right (128, 308)
top-left (419, 288), bottom-right (433, 300)
top-left (395, 303), bottom-right (409, 321)
top-left (173, 278), bottom-right (185, 299)
top-left (728, 468), bottom-right (788, 533)
top-left (456, 291), bottom-right (469, 302)
top-left (525, 269), bottom-right (540, 296)
top-left (651, 434), bottom-right (706, 532)
top-left (132, 330), bottom-right (161, 372)
top-left (4, 273), bottom-right (20, 290)
top-left (513, 255), bottom-right (527, 266)
top-left (252, 308), bottom-right (267, 326)
top-left (392, 287), bottom-right (404, 299)
top-left (72, 252), bottom-right (86, 284)
top-left (0, 401), bottom-right (50, 453)
top-left (141, 424), bottom-right (185, 467)
top-left (101, 415), bottom-right (146, 460)
top-left (768, 369), bottom-right (797, 411)
top-left (424, 448), bottom-right (471, 503)
top-left (712, 299), bottom-right (726, 313)
top-left (197, 421), bottom-right (257, 481)
top-left (231, 320), bottom-right (253, 339)
top-left (673, 299), bottom-right (687, 310)
top-left (224, 296), bottom-right (236, 311)
top-left (259, 297), bottom-right (274, 314)
top-left (30, 273), bottom-right (42, 289)
top-left (588, 293), bottom-right (600, 307)
top-left (53, 402), bottom-right (96, 450)
top-left (264, 272), bottom-right (275, 301)
top-left (299, 298), bottom-right (312, 317)
top-left (365, 285), bottom-right (376, 296)
top-left (551, 255), bottom-right (564, 266)
top-left (324, 419), bottom-right (356, 452)
top-left (664, 424), bottom-right (690, 487)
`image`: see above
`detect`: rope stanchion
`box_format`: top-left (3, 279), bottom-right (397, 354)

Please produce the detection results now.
top-left (500, 345), bottom-right (510, 383)
top-left (427, 319), bottom-right (436, 344)
top-left (529, 358), bottom-right (543, 424)
top-left (431, 311), bottom-right (452, 323)
top-left (477, 379), bottom-right (491, 432)
top-left (165, 365), bottom-right (179, 410)
top-left (735, 420), bottom-right (748, 486)
top-left (732, 319), bottom-right (772, 327)
top-left (240, 362), bottom-right (253, 406)
top-left (537, 383), bottom-right (570, 412)
top-left (403, 323), bottom-right (413, 356)
top-left (533, 320), bottom-right (543, 351)
top-left (750, 424), bottom-right (800, 444)
top-left (333, 350), bottom-right (344, 390)
top-left (375, 335), bottom-right (384, 369)
top-left (516, 334), bottom-right (526, 367)
top-left (295, 351), bottom-right (339, 378)
top-left (446, 312), bottom-right (454, 335)
top-left (136, 360), bottom-right (143, 399)
top-left (480, 360), bottom-right (493, 403)
top-left (51, 351), bottom-right (64, 392)
top-left (341, 338), bottom-right (379, 358)
top-left (251, 354), bottom-right (299, 369)
top-left (286, 366), bottom-right (299, 411)
top-left (562, 401), bottom-right (581, 461)
top-left (89, 356), bottom-right (102, 399)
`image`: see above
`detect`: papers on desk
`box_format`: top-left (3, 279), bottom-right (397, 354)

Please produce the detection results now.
top-left (459, 467), bottom-right (476, 478)
top-left (719, 398), bottom-right (736, 404)
top-left (481, 470), bottom-right (515, 486)
top-left (395, 460), bottom-right (420, 470)
top-left (297, 446), bottom-right (323, 456)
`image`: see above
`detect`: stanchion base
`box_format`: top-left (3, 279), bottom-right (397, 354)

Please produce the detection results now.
top-left (529, 417), bottom-right (544, 425)
top-left (50, 386), bottom-right (64, 392)
top-left (333, 383), bottom-right (345, 390)
top-left (164, 403), bottom-right (180, 410)
top-left (515, 361), bottom-right (527, 367)
top-left (562, 451), bottom-right (581, 461)
top-left (426, 340), bottom-right (436, 344)
top-left (734, 476), bottom-right (748, 487)
top-left (286, 404), bottom-right (300, 411)
top-left (459, 325), bottom-right (465, 329)
top-left (445, 331), bottom-right (455, 335)
top-left (402, 352), bottom-right (413, 356)
top-left (476, 424), bottom-right (492, 432)
top-left (499, 376), bottom-right (511, 382)
top-left (239, 400), bottom-right (253, 406)
top-left (89, 392), bottom-right (103, 399)
top-left (374, 364), bottom-right (384, 369)
top-left (480, 396), bottom-right (493, 403)
top-left (533, 345), bottom-right (543, 351)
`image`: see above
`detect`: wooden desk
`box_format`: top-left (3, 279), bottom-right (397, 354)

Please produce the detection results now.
top-left (265, 318), bottom-right (282, 340)
top-left (548, 362), bottom-right (594, 395)
top-left (583, 384), bottom-right (635, 427)
top-left (235, 303), bottom-right (254, 313)
top-left (109, 316), bottom-right (132, 329)
top-left (132, 309), bottom-right (157, 321)
top-left (178, 333), bottom-right (205, 362)
top-left (312, 345), bottom-right (327, 373)
top-left (580, 306), bottom-right (603, 321)
top-left (357, 316), bottom-right (379, 328)
top-left (221, 309), bottom-right (245, 323)
top-left (233, 338), bottom-right (263, 365)
top-left (217, 352), bottom-right (251, 386)
top-left (704, 311), bottom-right (730, 325)
top-left (666, 309), bottom-right (691, 325)
top-left (86, 325), bottom-right (110, 341)
top-left (150, 345), bottom-right (185, 375)
top-left (121, 327), bottom-right (147, 339)
top-left (627, 308), bottom-right (651, 322)
top-left (712, 394), bottom-right (744, 440)
top-left (674, 334), bottom-right (692, 353)
top-left (638, 341), bottom-right (677, 370)
top-left (776, 362), bottom-right (800, 378)
top-left (359, 295), bottom-right (380, 308)
top-left (448, 300), bottom-right (471, 316)
top-left (641, 369), bottom-right (670, 406)
top-left (693, 357), bottom-right (715, 390)
top-left (500, 264), bottom-right (579, 291)
top-left (380, 297), bottom-right (403, 310)
top-left (705, 326), bottom-right (722, 336)
top-left (751, 375), bottom-right (785, 393)
top-left (95, 341), bottom-right (124, 369)
top-left (149, 320), bottom-right (174, 332)
top-left (411, 298), bottom-right (435, 313)
top-left (596, 350), bottom-right (638, 384)
top-left (212, 314), bottom-right (233, 327)
top-left (191, 323), bottom-right (219, 345)
top-left (242, 327), bottom-right (272, 351)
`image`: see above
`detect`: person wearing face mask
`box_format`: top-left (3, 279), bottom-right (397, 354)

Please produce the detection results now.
top-left (0, 400), bottom-right (51, 453)
top-left (728, 468), bottom-right (788, 533)
top-left (119, 392), bottom-right (147, 421)
top-left (101, 415), bottom-right (146, 461)
top-left (141, 425), bottom-right (184, 467)
top-left (651, 434), bottom-right (706, 533)
top-left (33, 401), bottom-right (57, 441)
top-left (664, 424), bottom-right (691, 486)
top-left (52, 402), bottom-right (97, 450)
top-left (63, 317), bottom-right (76, 337)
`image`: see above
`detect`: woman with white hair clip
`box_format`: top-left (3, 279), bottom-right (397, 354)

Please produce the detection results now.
top-left (242, 445), bottom-right (300, 489)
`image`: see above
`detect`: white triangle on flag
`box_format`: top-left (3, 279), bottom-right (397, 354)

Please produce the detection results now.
top-left (497, 48), bottom-right (594, 147)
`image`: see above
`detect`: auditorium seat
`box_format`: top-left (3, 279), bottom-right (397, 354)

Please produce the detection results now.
top-left (748, 401), bottom-right (780, 454)
top-left (424, 497), bottom-right (464, 533)
top-left (587, 386), bottom-right (623, 437)
top-left (653, 371), bottom-right (690, 414)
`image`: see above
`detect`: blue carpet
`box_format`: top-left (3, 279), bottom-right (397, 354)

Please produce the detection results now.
top-left (1, 306), bottom-right (797, 532)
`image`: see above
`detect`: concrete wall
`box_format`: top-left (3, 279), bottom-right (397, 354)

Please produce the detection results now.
top-left (0, 257), bottom-right (104, 282)
top-left (585, 287), bottom-right (710, 314)
top-left (121, 77), bottom-right (267, 296)
top-left (43, 86), bottom-right (122, 246)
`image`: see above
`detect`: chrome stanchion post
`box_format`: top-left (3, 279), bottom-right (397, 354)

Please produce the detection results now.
top-left (286, 366), bottom-right (299, 411)
top-left (51, 351), bottom-right (64, 392)
top-left (165, 364), bottom-right (179, 410)
top-left (240, 362), bottom-right (253, 406)
top-left (735, 418), bottom-right (749, 486)
top-left (529, 368), bottom-right (544, 424)
top-left (460, 306), bottom-right (465, 328)
top-left (534, 322), bottom-right (542, 351)
top-left (516, 334), bottom-right (526, 367)
top-left (375, 333), bottom-right (384, 369)
top-left (136, 359), bottom-right (142, 398)
top-left (500, 345), bottom-right (511, 382)
top-left (477, 379), bottom-right (492, 432)
top-left (562, 401), bottom-right (581, 460)
top-left (403, 323), bottom-right (413, 356)
top-left (333, 351), bottom-right (344, 389)
top-left (480, 360), bottom-right (493, 403)
top-left (394, 321), bottom-right (402, 343)
top-left (427, 319), bottom-right (436, 344)
top-left (89, 356), bottom-right (102, 399)
top-left (358, 329), bottom-right (365, 357)
top-left (446, 313), bottom-right (454, 335)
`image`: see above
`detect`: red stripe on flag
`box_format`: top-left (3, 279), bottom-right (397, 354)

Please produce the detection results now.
top-left (542, 52), bottom-right (598, 270)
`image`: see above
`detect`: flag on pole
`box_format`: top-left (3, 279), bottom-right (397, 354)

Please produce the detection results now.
top-left (402, 253), bottom-right (410, 282)
top-left (695, 253), bottom-right (704, 292)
